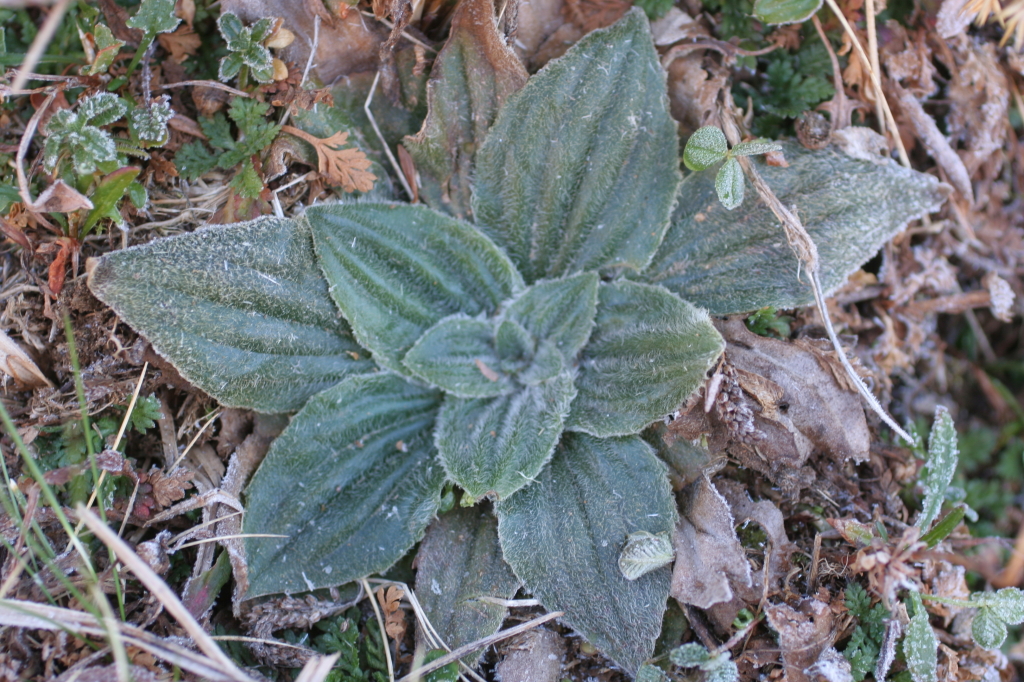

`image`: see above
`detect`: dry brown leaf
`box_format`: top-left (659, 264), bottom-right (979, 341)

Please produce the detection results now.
top-left (764, 599), bottom-right (835, 682)
top-left (158, 26), bottom-right (201, 63)
top-left (376, 585), bottom-right (407, 642)
top-left (282, 126), bottom-right (377, 193)
top-left (31, 181), bottom-right (93, 213)
top-left (670, 476), bottom-right (751, 609)
top-left (149, 467), bottom-right (195, 508)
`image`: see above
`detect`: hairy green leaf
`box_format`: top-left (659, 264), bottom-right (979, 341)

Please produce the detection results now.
top-left (496, 433), bottom-right (676, 673)
top-left (306, 203), bottom-right (523, 375)
top-left (618, 530), bottom-right (674, 580)
top-left (731, 139), bottom-right (783, 157)
top-left (472, 8), bottom-right (680, 283)
top-left (683, 126), bottom-right (728, 171)
top-left (984, 588), bottom-right (1024, 624)
top-left (243, 374), bottom-right (445, 598)
top-left (671, 643), bottom-right (712, 667)
top-left (85, 24), bottom-right (125, 76)
top-left (129, 96), bottom-right (173, 147)
top-left (636, 664), bottom-right (670, 682)
top-left (968, 588), bottom-right (1024, 648)
top-left (501, 272), bottom-right (599, 364)
top-left (971, 607), bottom-right (1007, 650)
top-left (87, 216), bottom-right (371, 412)
top-left (44, 93), bottom-right (126, 176)
top-left (403, 0), bottom-right (527, 217)
top-left (436, 372), bottom-right (575, 500)
top-left (753, 0), bottom-right (823, 24)
top-left (126, 0), bottom-right (180, 35)
top-left (643, 142), bottom-right (950, 314)
top-left (217, 13), bottom-right (274, 83)
top-left (404, 315), bottom-right (513, 397)
top-left (415, 508), bottom-right (521, 664)
top-left (917, 406), bottom-right (959, 531)
top-left (903, 591), bottom-right (937, 682)
top-left (715, 157), bottom-right (744, 210)
top-left (567, 281), bottom-right (724, 437)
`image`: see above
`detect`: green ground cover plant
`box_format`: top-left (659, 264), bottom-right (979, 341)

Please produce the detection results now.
top-left (85, 8), bottom-right (949, 673)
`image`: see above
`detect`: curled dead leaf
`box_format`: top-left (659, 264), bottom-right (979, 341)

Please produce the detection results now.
top-left (31, 181), bottom-right (93, 214)
top-left (0, 329), bottom-right (52, 388)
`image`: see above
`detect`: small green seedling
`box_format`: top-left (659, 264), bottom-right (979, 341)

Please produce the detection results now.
top-left (842, 583), bottom-right (889, 682)
top-left (924, 587), bottom-right (1024, 650)
top-left (669, 643), bottom-right (739, 682)
top-left (124, 0), bottom-right (181, 79)
top-left (217, 12), bottom-right (276, 86)
top-left (128, 95), bottom-right (174, 148)
top-left (44, 93), bottom-right (127, 176)
top-left (915, 406), bottom-right (959, 532)
top-left (903, 591), bottom-right (938, 682)
top-left (683, 126), bottom-right (782, 209)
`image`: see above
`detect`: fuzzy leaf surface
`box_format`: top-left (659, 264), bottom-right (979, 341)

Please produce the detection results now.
top-left (305, 203), bottom-right (523, 375)
top-left (243, 374), bottom-right (445, 598)
top-left (415, 508), bottom-right (521, 664)
top-left (436, 372), bottom-right (575, 500)
top-left (404, 315), bottom-right (513, 397)
top-left (683, 126), bottom-right (728, 171)
top-left (87, 217), bottom-right (371, 413)
top-left (567, 281), bottom-right (724, 437)
top-left (472, 8), bottom-right (680, 282)
top-left (715, 157), bottom-right (744, 210)
top-left (903, 591), bottom-right (938, 682)
top-left (916, 406), bottom-right (958, 531)
top-left (753, 0), bottom-right (823, 24)
top-left (496, 432), bottom-right (676, 673)
top-left (502, 272), bottom-right (599, 364)
top-left (403, 0), bottom-right (527, 217)
top-left (643, 142), bottom-right (950, 314)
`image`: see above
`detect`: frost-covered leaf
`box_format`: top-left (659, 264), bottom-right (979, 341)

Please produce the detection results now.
top-left (683, 126), bottom-right (728, 171)
top-left (126, 0), bottom-right (180, 35)
top-left (501, 272), bottom-right (599, 364)
top-left (415, 508), bottom-right (521, 664)
top-left (129, 96), bottom-right (173, 147)
top-left (983, 588), bottom-right (1024, 624)
top-left (753, 0), bottom-right (823, 24)
top-left (971, 606), bottom-right (1008, 649)
top-left (916, 406), bottom-right (959, 531)
top-left (643, 142), bottom-right (950, 315)
top-left (305, 203), bottom-right (523, 375)
top-left (567, 281), bottom-right (723, 437)
top-left (473, 8), bottom-right (680, 283)
top-left (903, 591), bottom-right (938, 682)
top-left (619, 531), bottom-right (674, 580)
top-left (731, 139), bottom-right (783, 157)
top-left (496, 433), bottom-right (676, 673)
top-left (715, 157), bottom-right (744, 210)
top-left (403, 0), bottom-right (527, 217)
top-left (404, 315), bottom-right (513, 397)
top-left (44, 93), bottom-right (126, 176)
top-left (636, 664), bottom-right (670, 682)
top-left (243, 374), bottom-right (445, 598)
top-left (85, 24), bottom-right (124, 76)
top-left (87, 216), bottom-right (371, 412)
top-left (217, 13), bottom-right (274, 83)
top-left (670, 643), bottom-right (711, 667)
top-left (705, 658), bottom-right (740, 682)
top-left (436, 372), bottom-right (575, 500)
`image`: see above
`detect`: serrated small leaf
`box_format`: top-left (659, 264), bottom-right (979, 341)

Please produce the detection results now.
top-left (243, 374), bottom-right (445, 598)
top-left (971, 606), bottom-right (1007, 650)
top-left (619, 530), bottom-right (674, 580)
top-left (82, 166), bottom-right (140, 235)
top-left (473, 8), bottom-right (680, 283)
top-left (126, 0), bottom-right (180, 35)
top-left (974, 588), bottom-right (1024, 625)
top-left (670, 642), bottom-right (711, 667)
top-left (903, 591), bottom-right (938, 682)
top-left (730, 139), bottom-right (783, 157)
top-left (129, 96), bottom-right (173, 146)
top-left (643, 142), bottom-right (950, 315)
top-left (496, 432), bottom-right (676, 673)
top-left (436, 372), bottom-right (575, 500)
top-left (683, 126), bottom-right (728, 171)
top-left (567, 281), bottom-right (724, 437)
top-left (715, 157), bottom-right (744, 210)
top-left (403, 0), bottom-right (527, 217)
top-left (753, 0), bottom-right (824, 24)
top-left (415, 508), bottom-right (521, 664)
top-left (404, 315), bottom-right (513, 397)
top-left (305, 203), bottom-right (523, 375)
top-left (87, 216), bottom-right (371, 412)
top-left (917, 406), bottom-right (959, 531)
top-left (79, 92), bottom-right (127, 126)
top-left (502, 272), bottom-right (599, 364)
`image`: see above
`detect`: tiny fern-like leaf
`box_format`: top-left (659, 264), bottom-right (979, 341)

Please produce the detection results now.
top-left (916, 406), bottom-right (958, 531)
top-left (305, 203), bottom-right (523, 376)
top-left (404, 316), bottom-right (513, 397)
top-left (903, 591), bottom-right (938, 682)
top-left (567, 280), bottom-right (724, 437)
top-left (496, 433), bottom-right (676, 673)
top-left (472, 8), bottom-right (681, 283)
top-left (435, 372), bottom-right (576, 501)
top-left (86, 217), bottom-right (372, 413)
top-left (243, 374), bottom-right (445, 598)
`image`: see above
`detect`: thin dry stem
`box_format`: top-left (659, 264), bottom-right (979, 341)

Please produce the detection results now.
top-left (362, 578), bottom-right (396, 682)
top-left (365, 71), bottom-right (416, 202)
top-left (10, 0), bottom-right (73, 93)
top-left (822, 0), bottom-right (911, 167)
top-left (865, 0), bottom-right (886, 134)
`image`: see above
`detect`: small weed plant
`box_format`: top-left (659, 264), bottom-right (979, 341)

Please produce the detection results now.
top-left (87, 9), bottom-right (948, 673)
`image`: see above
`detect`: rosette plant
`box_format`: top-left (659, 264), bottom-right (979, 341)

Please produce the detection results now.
top-left (87, 7), bottom-right (947, 674)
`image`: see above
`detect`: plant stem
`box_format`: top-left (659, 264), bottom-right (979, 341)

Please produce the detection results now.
top-left (122, 34), bottom-right (155, 81)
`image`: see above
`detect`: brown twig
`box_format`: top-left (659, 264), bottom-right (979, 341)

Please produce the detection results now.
top-left (10, 0), bottom-right (74, 93)
top-left (154, 80), bottom-right (252, 98)
top-left (811, 15), bottom-right (848, 132)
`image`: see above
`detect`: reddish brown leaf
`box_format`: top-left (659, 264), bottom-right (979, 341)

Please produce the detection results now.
top-left (282, 126), bottom-right (376, 193)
